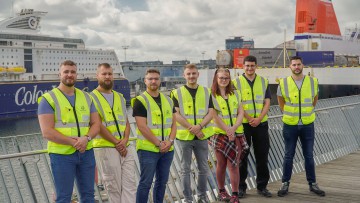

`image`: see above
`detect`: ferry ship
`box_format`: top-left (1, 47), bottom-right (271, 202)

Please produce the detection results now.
top-left (0, 9), bottom-right (130, 120)
top-left (198, 0), bottom-right (360, 103)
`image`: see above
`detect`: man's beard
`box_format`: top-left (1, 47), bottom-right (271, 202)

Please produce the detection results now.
top-left (292, 69), bottom-right (303, 75)
top-left (61, 78), bottom-right (75, 87)
top-left (99, 80), bottom-right (113, 90)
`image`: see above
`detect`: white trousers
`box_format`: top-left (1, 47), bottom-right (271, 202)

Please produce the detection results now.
top-left (94, 147), bottom-right (136, 203)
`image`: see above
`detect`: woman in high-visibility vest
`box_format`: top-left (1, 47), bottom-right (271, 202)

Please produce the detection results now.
top-left (210, 67), bottom-right (248, 203)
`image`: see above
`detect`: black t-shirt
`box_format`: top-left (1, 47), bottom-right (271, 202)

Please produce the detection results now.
top-left (172, 85), bottom-right (214, 108)
top-left (241, 73), bottom-right (271, 99)
top-left (132, 94), bottom-right (176, 118)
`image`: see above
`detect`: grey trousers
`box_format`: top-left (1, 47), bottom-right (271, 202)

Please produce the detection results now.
top-left (177, 139), bottom-right (209, 201)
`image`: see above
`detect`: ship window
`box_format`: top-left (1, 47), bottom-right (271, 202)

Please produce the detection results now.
top-left (24, 55), bottom-right (32, 60)
top-left (24, 42), bottom-right (32, 47)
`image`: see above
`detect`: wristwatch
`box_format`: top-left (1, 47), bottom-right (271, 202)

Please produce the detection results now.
top-left (85, 135), bottom-right (92, 141)
top-left (169, 138), bottom-right (174, 145)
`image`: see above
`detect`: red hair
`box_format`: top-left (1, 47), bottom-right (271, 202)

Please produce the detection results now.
top-left (211, 67), bottom-right (234, 96)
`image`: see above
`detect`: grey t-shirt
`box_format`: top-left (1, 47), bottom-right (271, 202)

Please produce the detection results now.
top-left (100, 92), bottom-right (114, 108)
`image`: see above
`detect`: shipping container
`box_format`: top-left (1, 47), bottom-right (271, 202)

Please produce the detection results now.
top-left (249, 48), bottom-right (296, 68)
top-left (296, 51), bottom-right (334, 67)
top-left (232, 48), bottom-right (296, 68)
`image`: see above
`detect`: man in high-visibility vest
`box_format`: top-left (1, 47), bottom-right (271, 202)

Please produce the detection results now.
top-left (90, 63), bottom-right (136, 203)
top-left (171, 64), bottom-right (214, 203)
top-left (38, 60), bottom-right (101, 203)
top-left (132, 68), bottom-right (176, 203)
top-left (277, 56), bottom-right (325, 197)
top-left (232, 55), bottom-right (272, 198)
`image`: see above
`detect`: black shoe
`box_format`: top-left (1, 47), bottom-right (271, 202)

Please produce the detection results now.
top-left (309, 183), bottom-right (325, 196)
top-left (238, 188), bottom-right (246, 198)
top-left (257, 188), bottom-right (272, 197)
top-left (277, 182), bottom-right (289, 197)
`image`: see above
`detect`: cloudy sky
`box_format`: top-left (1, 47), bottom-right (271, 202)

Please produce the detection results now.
top-left (0, 0), bottom-right (359, 63)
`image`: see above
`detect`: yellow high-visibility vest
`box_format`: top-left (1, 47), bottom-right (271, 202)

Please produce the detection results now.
top-left (90, 89), bottom-right (128, 148)
top-left (132, 91), bottom-right (174, 152)
top-left (38, 88), bottom-right (92, 154)
top-left (279, 76), bottom-right (318, 125)
top-left (233, 75), bottom-right (268, 123)
top-left (212, 91), bottom-right (244, 134)
top-left (172, 85), bottom-right (214, 140)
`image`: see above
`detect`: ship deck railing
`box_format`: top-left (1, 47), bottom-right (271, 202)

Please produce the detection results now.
top-left (1, 95), bottom-right (360, 203)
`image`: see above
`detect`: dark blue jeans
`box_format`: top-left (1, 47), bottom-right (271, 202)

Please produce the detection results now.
top-left (282, 123), bottom-right (316, 184)
top-left (49, 149), bottom-right (96, 203)
top-left (136, 150), bottom-right (174, 203)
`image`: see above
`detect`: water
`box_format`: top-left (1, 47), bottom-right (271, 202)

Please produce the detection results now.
top-left (0, 117), bottom-right (41, 137)
top-left (0, 107), bottom-right (134, 138)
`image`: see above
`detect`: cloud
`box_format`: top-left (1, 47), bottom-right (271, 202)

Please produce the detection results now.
top-left (0, 0), bottom-right (359, 63)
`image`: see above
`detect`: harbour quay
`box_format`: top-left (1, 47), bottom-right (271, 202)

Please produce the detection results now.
top-left (1, 95), bottom-right (360, 203)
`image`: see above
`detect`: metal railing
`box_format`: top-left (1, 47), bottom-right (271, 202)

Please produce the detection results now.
top-left (1, 95), bottom-right (360, 203)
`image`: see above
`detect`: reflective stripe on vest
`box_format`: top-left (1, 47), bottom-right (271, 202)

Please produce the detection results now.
top-left (90, 90), bottom-right (128, 148)
top-left (233, 75), bottom-right (268, 123)
top-left (39, 88), bottom-right (92, 155)
top-left (173, 86), bottom-right (214, 140)
top-left (212, 91), bottom-right (244, 134)
top-left (135, 92), bottom-right (174, 152)
top-left (280, 76), bottom-right (317, 125)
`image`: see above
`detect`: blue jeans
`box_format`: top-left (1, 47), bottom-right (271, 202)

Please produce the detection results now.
top-left (50, 149), bottom-right (96, 203)
top-left (177, 139), bottom-right (209, 201)
top-left (136, 150), bottom-right (174, 203)
top-left (282, 123), bottom-right (316, 184)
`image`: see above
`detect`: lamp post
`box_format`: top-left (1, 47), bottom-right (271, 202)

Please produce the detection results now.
top-left (201, 51), bottom-right (206, 68)
top-left (122, 45), bottom-right (129, 62)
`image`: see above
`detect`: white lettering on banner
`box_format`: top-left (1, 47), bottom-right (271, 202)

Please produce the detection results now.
top-left (15, 85), bottom-right (49, 106)
top-left (14, 85), bottom-right (88, 106)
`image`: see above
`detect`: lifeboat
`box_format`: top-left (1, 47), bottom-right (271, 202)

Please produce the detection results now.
top-left (6, 66), bottom-right (26, 74)
top-left (0, 67), bottom-right (6, 73)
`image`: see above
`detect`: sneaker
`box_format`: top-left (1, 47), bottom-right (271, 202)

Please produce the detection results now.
top-left (238, 188), bottom-right (246, 198)
top-left (229, 195), bottom-right (240, 203)
top-left (309, 183), bottom-right (325, 196)
top-left (257, 188), bottom-right (272, 197)
top-left (217, 190), bottom-right (231, 202)
top-left (197, 196), bottom-right (209, 203)
top-left (277, 182), bottom-right (290, 197)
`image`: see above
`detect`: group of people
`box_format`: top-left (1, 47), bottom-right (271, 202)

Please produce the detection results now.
top-left (37, 55), bottom-right (325, 203)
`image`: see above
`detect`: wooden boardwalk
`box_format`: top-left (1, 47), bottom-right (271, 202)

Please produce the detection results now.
top-left (213, 150), bottom-right (360, 203)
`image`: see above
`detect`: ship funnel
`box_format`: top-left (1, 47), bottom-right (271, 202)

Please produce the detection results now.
top-left (295, 0), bottom-right (341, 36)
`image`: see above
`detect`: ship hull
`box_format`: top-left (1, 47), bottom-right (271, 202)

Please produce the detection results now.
top-left (0, 79), bottom-right (130, 120)
top-left (197, 68), bottom-right (360, 105)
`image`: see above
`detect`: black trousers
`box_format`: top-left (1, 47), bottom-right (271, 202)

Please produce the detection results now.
top-left (239, 122), bottom-right (270, 190)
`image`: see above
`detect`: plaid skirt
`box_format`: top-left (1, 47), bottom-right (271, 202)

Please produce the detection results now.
top-left (209, 133), bottom-right (249, 166)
